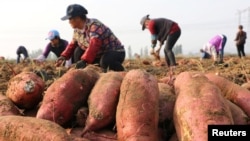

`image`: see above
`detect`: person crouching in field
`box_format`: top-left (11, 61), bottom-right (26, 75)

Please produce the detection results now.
top-left (200, 34), bottom-right (227, 64)
top-left (34, 29), bottom-right (72, 68)
top-left (16, 46), bottom-right (30, 64)
top-left (56, 4), bottom-right (125, 72)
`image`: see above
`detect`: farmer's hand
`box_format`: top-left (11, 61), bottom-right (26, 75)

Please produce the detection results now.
top-left (55, 56), bottom-right (66, 67)
top-left (75, 60), bottom-right (87, 69)
top-left (155, 48), bottom-right (160, 55)
top-left (155, 43), bottom-right (162, 56)
top-left (150, 48), bottom-right (155, 55)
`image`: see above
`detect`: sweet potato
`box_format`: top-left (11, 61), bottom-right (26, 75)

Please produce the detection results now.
top-left (174, 72), bottom-right (233, 141)
top-left (82, 71), bottom-right (124, 134)
top-left (158, 83), bottom-right (176, 123)
top-left (36, 67), bottom-right (99, 126)
top-left (205, 73), bottom-right (250, 117)
top-left (226, 99), bottom-right (250, 124)
top-left (116, 69), bottom-right (159, 141)
top-left (6, 71), bottom-right (45, 109)
top-left (0, 115), bottom-right (71, 141)
top-left (0, 93), bottom-right (21, 116)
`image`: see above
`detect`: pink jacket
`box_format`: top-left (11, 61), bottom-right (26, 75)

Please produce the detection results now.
top-left (208, 35), bottom-right (223, 51)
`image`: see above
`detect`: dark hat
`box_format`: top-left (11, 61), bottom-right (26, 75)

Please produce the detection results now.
top-left (140, 14), bottom-right (150, 30)
top-left (61, 4), bottom-right (88, 21)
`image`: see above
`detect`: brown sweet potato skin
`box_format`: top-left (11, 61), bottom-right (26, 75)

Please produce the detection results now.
top-left (205, 73), bottom-right (250, 117)
top-left (6, 72), bottom-right (45, 109)
top-left (116, 69), bottom-right (159, 141)
top-left (36, 68), bottom-right (99, 126)
top-left (83, 72), bottom-right (123, 134)
top-left (0, 94), bottom-right (21, 116)
top-left (0, 116), bottom-right (71, 141)
top-left (174, 72), bottom-right (233, 141)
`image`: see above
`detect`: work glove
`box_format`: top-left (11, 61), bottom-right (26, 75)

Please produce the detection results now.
top-left (155, 45), bottom-right (162, 56)
top-left (150, 48), bottom-right (155, 55)
top-left (55, 56), bottom-right (66, 67)
top-left (75, 60), bottom-right (87, 69)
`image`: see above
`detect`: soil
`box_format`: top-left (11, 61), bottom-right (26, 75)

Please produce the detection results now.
top-left (0, 55), bottom-right (249, 95)
top-left (0, 55), bottom-right (250, 140)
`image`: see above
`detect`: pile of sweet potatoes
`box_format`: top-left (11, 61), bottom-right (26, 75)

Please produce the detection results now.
top-left (2, 67), bottom-right (250, 141)
top-left (37, 67), bottom-right (100, 126)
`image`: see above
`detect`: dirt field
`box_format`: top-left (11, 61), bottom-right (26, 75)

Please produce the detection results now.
top-left (1, 55), bottom-right (250, 140)
top-left (0, 55), bottom-right (249, 95)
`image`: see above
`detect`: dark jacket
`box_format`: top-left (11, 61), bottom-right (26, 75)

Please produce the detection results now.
top-left (16, 46), bottom-right (29, 63)
top-left (153, 18), bottom-right (174, 43)
top-left (235, 31), bottom-right (247, 46)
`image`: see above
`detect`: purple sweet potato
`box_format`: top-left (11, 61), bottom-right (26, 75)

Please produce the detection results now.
top-left (82, 71), bottom-right (124, 134)
top-left (174, 72), bottom-right (233, 141)
top-left (116, 69), bottom-right (159, 141)
top-left (158, 83), bottom-right (176, 123)
top-left (226, 99), bottom-right (250, 124)
top-left (0, 93), bottom-right (21, 116)
top-left (6, 72), bottom-right (45, 109)
top-left (0, 115), bottom-right (71, 141)
top-left (205, 73), bottom-right (250, 117)
top-left (36, 67), bottom-right (99, 126)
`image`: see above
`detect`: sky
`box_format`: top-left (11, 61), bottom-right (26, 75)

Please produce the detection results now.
top-left (0, 0), bottom-right (249, 59)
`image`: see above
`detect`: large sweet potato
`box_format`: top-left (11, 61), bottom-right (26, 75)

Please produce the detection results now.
top-left (205, 73), bottom-right (250, 117)
top-left (36, 67), bottom-right (99, 126)
top-left (6, 72), bottom-right (45, 109)
top-left (116, 69), bottom-right (159, 141)
top-left (82, 71), bottom-right (124, 134)
top-left (174, 72), bottom-right (233, 141)
top-left (0, 93), bottom-right (21, 116)
top-left (0, 116), bottom-right (71, 141)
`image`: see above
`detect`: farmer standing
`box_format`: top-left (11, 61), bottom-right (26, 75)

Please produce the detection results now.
top-left (140, 15), bottom-right (181, 75)
top-left (234, 25), bottom-right (247, 58)
top-left (56, 4), bottom-right (125, 72)
top-left (16, 45), bottom-right (30, 64)
top-left (35, 29), bottom-right (71, 67)
top-left (200, 34), bottom-right (227, 64)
